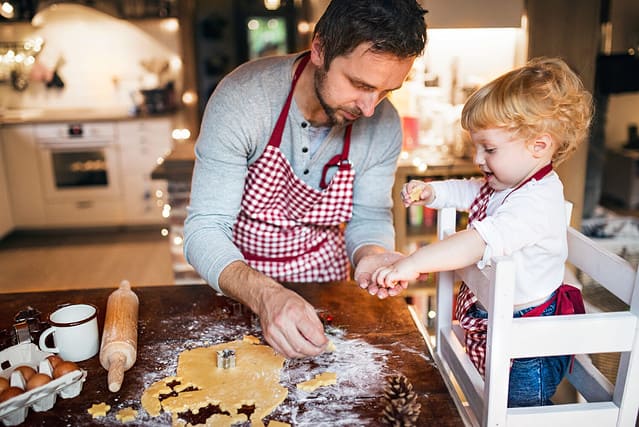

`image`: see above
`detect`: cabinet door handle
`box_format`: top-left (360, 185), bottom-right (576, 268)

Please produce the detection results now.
top-left (76, 200), bottom-right (94, 209)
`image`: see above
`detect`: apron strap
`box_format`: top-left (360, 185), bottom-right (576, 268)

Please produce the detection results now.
top-left (268, 52), bottom-right (311, 149)
top-left (320, 124), bottom-right (352, 189)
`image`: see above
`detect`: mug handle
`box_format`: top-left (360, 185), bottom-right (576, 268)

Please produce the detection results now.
top-left (38, 327), bottom-right (59, 353)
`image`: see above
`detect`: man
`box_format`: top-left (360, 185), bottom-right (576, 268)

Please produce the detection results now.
top-left (184, 0), bottom-right (427, 358)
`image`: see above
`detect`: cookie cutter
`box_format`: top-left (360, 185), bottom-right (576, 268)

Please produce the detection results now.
top-left (216, 349), bottom-right (236, 369)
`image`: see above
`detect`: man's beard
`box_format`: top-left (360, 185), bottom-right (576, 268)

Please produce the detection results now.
top-left (313, 67), bottom-right (361, 127)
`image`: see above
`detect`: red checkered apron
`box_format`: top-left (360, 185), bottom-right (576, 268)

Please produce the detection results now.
top-left (232, 53), bottom-right (354, 282)
top-left (455, 164), bottom-right (554, 376)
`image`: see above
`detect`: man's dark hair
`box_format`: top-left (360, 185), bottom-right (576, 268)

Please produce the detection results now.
top-left (313, 0), bottom-right (428, 70)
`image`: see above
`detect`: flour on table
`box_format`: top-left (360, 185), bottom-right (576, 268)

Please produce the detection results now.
top-left (141, 335), bottom-right (287, 427)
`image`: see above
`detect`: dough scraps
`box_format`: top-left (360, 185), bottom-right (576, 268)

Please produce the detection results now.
top-left (296, 372), bottom-right (337, 392)
top-left (141, 336), bottom-right (287, 427)
top-left (243, 335), bottom-right (260, 345)
top-left (268, 421), bottom-right (291, 427)
top-left (115, 407), bottom-right (138, 423)
top-left (87, 402), bottom-right (111, 418)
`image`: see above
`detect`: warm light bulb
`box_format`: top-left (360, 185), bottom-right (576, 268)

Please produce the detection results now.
top-left (247, 19), bottom-right (259, 31)
top-left (171, 128), bottom-right (191, 140)
top-left (161, 18), bottom-right (179, 32)
top-left (0, 2), bottom-right (15, 19)
top-left (264, 0), bottom-right (280, 11)
top-left (181, 91), bottom-right (196, 105)
top-left (297, 21), bottom-right (311, 34)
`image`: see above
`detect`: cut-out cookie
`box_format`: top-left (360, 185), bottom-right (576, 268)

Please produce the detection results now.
top-left (115, 407), bottom-right (138, 423)
top-left (409, 185), bottom-right (423, 202)
top-left (87, 402), bottom-right (111, 418)
top-left (296, 372), bottom-right (337, 392)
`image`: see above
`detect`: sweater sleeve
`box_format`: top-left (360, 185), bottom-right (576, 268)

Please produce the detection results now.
top-left (183, 60), bottom-right (277, 293)
top-left (345, 101), bottom-right (403, 259)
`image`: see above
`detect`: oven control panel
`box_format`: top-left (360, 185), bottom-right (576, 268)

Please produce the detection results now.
top-left (34, 122), bottom-right (115, 142)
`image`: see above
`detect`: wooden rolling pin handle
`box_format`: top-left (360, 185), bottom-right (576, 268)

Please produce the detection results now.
top-left (107, 351), bottom-right (127, 392)
top-left (100, 280), bottom-right (139, 393)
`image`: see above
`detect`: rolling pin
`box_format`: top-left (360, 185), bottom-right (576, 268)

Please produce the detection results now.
top-left (99, 280), bottom-right (139, 392)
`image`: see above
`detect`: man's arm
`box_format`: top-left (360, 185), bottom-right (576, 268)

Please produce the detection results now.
top-left (219, 261), bottom-right (328, 358)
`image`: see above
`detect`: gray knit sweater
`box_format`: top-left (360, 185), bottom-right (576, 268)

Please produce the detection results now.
top-left (184, 53), bottom-right (402, 292)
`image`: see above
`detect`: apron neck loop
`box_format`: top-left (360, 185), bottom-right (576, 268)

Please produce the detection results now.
top-left (503, 162), bottom-right (553, 203)
top-left (319, 124), bottom-right (353, 189)
top-left (268, 52), bottom-right (311, 149)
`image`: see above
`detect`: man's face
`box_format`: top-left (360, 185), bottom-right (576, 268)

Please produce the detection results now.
top-left (311, 42), bottom-right (414, 127)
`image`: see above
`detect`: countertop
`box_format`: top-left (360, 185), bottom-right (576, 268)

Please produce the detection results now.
top-left (0, 282), bottom-right (463, 426)
top-left (0, 107), bottom-right (176, 125)
top-left (151, 142), bottom-right (479, 184)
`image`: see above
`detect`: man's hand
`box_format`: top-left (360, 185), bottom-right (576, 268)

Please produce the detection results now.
top-left (354, 249), bottom-right (407, 299)
top-left (257, 286), bottom-right (328, 358)
top-left (219, 261), bottom-right (328, 358)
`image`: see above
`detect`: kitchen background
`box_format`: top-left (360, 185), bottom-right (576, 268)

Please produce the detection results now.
top-left (0, 0), bottom-right (638, 291)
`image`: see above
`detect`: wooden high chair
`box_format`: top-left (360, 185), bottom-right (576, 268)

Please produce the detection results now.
top-left (432, 206), bottom-right (639, 426)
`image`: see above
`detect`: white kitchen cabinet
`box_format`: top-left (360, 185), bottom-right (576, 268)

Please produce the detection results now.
top-left (0, 138), bottom-right (14, 238)
top-left (1, 125), bottom-right (47, 228)
top-left (117, 117), bottom-right (172, 225)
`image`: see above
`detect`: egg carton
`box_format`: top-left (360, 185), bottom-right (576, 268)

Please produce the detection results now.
top-left (0, 342), bottom-right (87, 426)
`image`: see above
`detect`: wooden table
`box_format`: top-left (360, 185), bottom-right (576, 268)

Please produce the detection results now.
top-left (0, 282), bottom-right (463, 426)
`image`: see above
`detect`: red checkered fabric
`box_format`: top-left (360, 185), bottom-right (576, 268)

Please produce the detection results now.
top-left (468, 182), bottom-right (494, 224)
top-left (232, 53), bottom-right (354, 282)
top-left (456, 182), bottom-right (493, 376)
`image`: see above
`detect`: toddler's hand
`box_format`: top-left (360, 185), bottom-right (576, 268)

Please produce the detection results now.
top-left (401, 180), bottom-right (432, 207)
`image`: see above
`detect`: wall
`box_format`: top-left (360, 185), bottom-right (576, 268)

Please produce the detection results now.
top-left (0, 144), bottom-right (13, 238)
top-left (0, 3), bottom-right (183, 113)
top-left (606, 0), bottom-right (639, 149)
top-left (421, 0), bottom-right (523, 28)
top-left (526, 0), bottom-right (600, 225)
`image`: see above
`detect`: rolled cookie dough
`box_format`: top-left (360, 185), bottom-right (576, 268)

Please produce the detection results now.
top-left (141, 336), bottom-right (287, 427)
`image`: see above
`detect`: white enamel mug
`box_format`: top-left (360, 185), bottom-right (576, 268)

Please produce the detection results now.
top-left (38, 303), bottom-right (99, 362)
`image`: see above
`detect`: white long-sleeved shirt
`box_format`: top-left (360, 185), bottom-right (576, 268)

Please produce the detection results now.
top-left (428, 173), bottom-right (568, 305)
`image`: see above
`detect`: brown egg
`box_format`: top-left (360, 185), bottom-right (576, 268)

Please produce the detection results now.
top-left (53, 361), bottom-right (79, 378)
top-left (0, 386), bottom-right (24, 402)
top-left (14, 365), bottom-right (36, 382)
top-left (26, 373), bottom-right (52, 391)
top-left (46, 355), bottom-right (63, 369)
top-left (0, 377), bottom-right (9, 393)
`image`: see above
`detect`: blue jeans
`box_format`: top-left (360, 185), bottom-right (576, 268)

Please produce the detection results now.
top-left (467, 296), bottom-right (570, 407)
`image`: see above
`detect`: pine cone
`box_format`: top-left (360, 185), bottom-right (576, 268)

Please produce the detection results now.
top-left (381, 375), bottom-right (421, 426)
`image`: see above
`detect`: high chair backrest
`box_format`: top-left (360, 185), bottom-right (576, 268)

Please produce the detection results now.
top-left (433, 206), bottom-right (639, 427)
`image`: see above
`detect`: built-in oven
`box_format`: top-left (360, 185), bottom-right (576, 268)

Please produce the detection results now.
top-left (36, 122), bottom-right (122, 202)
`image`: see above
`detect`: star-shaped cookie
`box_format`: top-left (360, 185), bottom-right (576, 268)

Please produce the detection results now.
top-left (87, 402), bottom-right (111, 418)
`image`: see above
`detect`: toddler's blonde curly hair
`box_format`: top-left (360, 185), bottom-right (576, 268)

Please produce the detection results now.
top-left (461, 57), bottom-right (593, 165)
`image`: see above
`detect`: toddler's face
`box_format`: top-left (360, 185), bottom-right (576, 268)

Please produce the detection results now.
top-left (470, 128), bottom-right (540, 191)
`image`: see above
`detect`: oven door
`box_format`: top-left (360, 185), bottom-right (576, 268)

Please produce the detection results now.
top-left (37, 141), bottom-right (122, 202)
